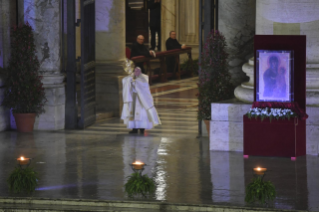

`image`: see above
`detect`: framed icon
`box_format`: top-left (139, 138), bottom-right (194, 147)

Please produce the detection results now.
top-left (256, 50), bottom-right (294, 102)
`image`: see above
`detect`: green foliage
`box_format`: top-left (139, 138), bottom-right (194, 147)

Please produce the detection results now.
top-left (197, 30), bottom-right (234, 120)
top-left (1, 23), bottom-right (46, 114)
top-left (7, 167), bottom-right (38, 194)
top-left (181, 58), bottom-right (199, 76)
top-left (245, 176), bottom-right (276, 204)
top-left (124, 172), bottom-right (156, 198)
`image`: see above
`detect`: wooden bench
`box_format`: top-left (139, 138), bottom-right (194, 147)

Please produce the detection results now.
top-left (131, 47), bottom-right (193, 84)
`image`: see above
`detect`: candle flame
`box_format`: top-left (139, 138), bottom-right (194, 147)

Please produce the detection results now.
top-left (20, 156), bottom-right (24, 161)
top-left (133, 161), bottom-right (143, 165)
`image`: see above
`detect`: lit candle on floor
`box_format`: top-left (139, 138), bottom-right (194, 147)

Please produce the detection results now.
top-left (17, 156), bottom-right (30, 165)
top-left (132, 161), bottom-right (145, 170)
top-left (253, 167), bottom-right (267, 175)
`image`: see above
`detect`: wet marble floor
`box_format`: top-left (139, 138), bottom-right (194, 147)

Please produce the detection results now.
top-left (0, 77), bottom-right (318, 211)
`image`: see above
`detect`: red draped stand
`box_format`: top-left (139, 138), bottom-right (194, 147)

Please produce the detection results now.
top-left (243, 35), bottom-right (307, 158)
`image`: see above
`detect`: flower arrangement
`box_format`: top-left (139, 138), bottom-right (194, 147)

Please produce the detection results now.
top-left (246, 107), bottom-right (297, 122)
top-left (197, 30), bottom-right (233, 120)
top-left (1, 23), bottom-right (46, 114)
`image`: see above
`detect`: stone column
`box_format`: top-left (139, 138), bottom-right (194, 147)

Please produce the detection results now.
top-left (0, 0), bottom-right (15, 131)
top-left (95, 0), bottom-right (126, 116)
top-left (21, 0), bottom-right (65, 130)
top-left (234, 57), bottom-right (254, 103)
top-left (255, 0), bottom-right (319, 155)
top-left (218, 0), bottom-right (256, 87)
top-left (161, 0), bottom-right (176, 51)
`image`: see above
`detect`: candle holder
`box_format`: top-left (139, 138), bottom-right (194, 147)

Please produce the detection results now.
top-left (245, 167), bottom-right (276, 204)
top-left (17, 156), bottom-right (31, 168)
top-left (130, 161), bottom-right (146, 175)
top-left (253, 167), bottom-right (267, 176)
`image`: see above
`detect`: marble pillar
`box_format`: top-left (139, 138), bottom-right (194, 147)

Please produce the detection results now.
top-left (234, 57), bottom-right (254, 103)
top-left (0, 0), bottom-right (15, 131)
top-left (161, 0), bottom-right (176, 52)
top-left (218, 0), bottom-right (256, 87)
top-left (95, 0), bottom-right (126, 116)
top-left (20, 0), bottom-right (65, 130)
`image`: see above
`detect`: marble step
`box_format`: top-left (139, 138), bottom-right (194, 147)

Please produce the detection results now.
top-left (88, 126), bottom-right (198, 134)
top-left (96, 120), bottom-right (197, 127)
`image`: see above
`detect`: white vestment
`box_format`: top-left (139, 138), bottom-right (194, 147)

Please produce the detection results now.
top-left (121, 74), bottom-right (161, 129)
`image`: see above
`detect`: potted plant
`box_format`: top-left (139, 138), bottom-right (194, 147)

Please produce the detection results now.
top-left (181, 58), bottom-right (199, 76)
top-left (197, 30), bottom-right (233, 136)
top-left (124, 172), bottom-right (156, 198)
top-left (1, 23), bottom-right (46, 132)
top-left (245, 175), bottom-right (276, 204)
top-left (7, 166), bottom-right (38, 194)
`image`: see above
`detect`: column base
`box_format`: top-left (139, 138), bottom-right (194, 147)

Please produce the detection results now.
top-left (35, 82), bottom-right (65, 130)
top-left (96, 61), bottom-right (126, 117)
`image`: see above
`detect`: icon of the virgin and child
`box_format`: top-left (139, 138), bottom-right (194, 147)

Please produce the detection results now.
top-left (262, 55), bottom-right (288, 100)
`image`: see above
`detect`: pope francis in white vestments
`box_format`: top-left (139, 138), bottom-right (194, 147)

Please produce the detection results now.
top-left (121, 66), bottom-right (161, 134)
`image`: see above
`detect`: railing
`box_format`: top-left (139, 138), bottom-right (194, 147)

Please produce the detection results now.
top-left (131, 47), bottom-right (193, 84)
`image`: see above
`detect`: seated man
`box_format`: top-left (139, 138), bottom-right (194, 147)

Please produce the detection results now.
top-left (130, 35), bottom-right (155, 73)
top-left (165, 31), bottom-right (186, 73)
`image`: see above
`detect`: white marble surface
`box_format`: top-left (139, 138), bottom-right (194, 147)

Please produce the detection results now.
top-left (95, 0), bottom-right (125, 62)
top-left (258, 0), bottom-right (319, 24)
top-left (210, 102), bottom-right (319, 155)
top-left (24, 0), bottom-right (61, 75)
top-left (234, 58), bottom-right (254, 103)
top-left (219, 0), bottom-right (256, 87)
top-left (234, 86), bottom-right (254, 103)
top-left (211, 102), bottom-right (251, 122)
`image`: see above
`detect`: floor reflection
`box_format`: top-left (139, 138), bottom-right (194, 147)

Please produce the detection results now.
top-left (0, 130), bottom-right (318, 211)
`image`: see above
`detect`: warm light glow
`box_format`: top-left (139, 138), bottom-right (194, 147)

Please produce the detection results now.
top-left (133, 161), bottom-right (144, 165)
top-left (20, 157), bottom-right (24, 161)
top-left (253, 167), bottom-right (267, 174)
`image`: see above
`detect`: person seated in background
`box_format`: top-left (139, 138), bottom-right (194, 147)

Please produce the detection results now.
top-left (165, 31), bottom-right (187, 73)
top-left (130, 35), bottom-right (155, 73)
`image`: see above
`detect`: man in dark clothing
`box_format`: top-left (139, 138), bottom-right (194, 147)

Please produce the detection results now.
top-left (130, 35), bottom-right (154, 73)
top-left (148, 0), bottom-right (161, 51)
top-left (165, 31), bottom-right (187, 73)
